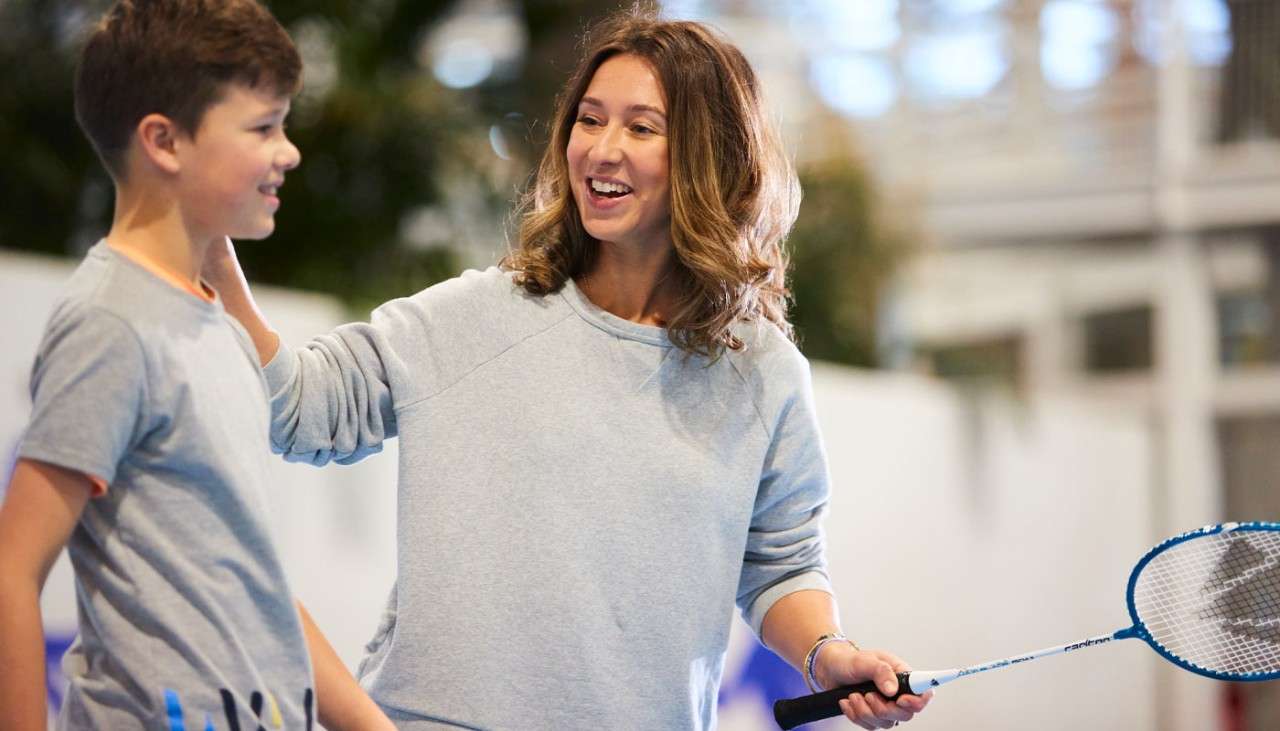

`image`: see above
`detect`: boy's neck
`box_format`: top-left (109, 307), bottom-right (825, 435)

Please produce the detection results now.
top-left (105, 184), bottom-right (213, 287)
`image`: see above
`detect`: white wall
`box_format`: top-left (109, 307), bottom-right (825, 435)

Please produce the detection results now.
top-left (2, 250), bottom-right (1168, 730)
top-left (719, 367), bottom-right (1163, 731)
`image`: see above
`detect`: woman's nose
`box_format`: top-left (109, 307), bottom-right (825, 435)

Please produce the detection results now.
top-left (589, 124), bottom-right (625, 165)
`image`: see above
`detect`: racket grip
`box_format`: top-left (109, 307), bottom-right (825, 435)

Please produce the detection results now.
top-left (773, 672), bottom-right (911, 730)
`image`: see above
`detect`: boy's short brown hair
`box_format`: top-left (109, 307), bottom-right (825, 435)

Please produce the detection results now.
top-left (74, 0), bottom-right (302, 180)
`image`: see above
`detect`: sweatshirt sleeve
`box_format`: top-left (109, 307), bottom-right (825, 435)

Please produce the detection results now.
top-left (736, 352), bottom-right (834, 637)
top-left (259, 269), bottom-right (520, 466)
top-left (262, 315), bottom-right (403, 467)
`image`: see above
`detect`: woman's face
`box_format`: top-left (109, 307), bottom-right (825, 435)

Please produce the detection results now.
top-left (566, 54), bottom-right (671, 253)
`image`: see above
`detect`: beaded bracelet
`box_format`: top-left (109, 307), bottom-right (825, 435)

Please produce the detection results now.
top-left (803, 633), bottom-right (860, 692)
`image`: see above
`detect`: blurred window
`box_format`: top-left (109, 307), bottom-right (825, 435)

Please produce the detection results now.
top-left (1133, 0), bottom-right (1232, 66)
top-left (795, 0), bottom-right (1013, 118)
top-left (1214, 0), bottom-right (1280, 143)
top-left (904, 24), bottom-right (1008, 102)
top-left (922, 335), bottom-right (1022, 387)
top-left (1217, 290), bottom-right (1275, 367)
top-left (810, 54), bottom-right (898, 118)
top-left (1039, 0), bottom-right (1120, 91)
top-left (789, 0), bottom-right (900, 52)
top-left (663, 0), bottom-right (710, 21)
top-left (1082, 306), bottom-right (1153, 373)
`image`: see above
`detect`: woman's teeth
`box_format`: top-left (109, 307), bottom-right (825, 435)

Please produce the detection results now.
top-left (590, 179), bottom-right (632, 197)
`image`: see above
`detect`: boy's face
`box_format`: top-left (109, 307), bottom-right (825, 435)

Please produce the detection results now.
top-left (175, 83), bottom-right (300, 241)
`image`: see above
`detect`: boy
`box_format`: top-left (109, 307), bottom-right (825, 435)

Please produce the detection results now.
top-left (0, 1), bottom-right (389, 728)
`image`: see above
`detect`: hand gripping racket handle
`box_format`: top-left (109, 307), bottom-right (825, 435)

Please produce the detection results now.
top-left (773, 672), bottom-right (911, 730)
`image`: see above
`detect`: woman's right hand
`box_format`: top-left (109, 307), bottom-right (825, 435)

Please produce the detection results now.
top-left (201, 236), bottom-right (239, 283)
top-left (200, 236), bottom-right (281, 366)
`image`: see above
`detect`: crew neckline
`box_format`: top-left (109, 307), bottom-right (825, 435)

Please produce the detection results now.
top-left (558, 276), bottom-right (672, 347)
top-left (97, 241), bottom-right (221, 311)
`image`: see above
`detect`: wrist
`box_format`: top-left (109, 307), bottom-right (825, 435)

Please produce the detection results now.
top-left (802, 632), bottom-right (859, 692)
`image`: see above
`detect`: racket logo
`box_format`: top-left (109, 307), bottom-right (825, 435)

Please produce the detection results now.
top-left (1064, 637), bottom-right (1112, 652)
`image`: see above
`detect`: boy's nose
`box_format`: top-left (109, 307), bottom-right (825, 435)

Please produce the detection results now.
top-left (278, 137), bottom-right (301, 171)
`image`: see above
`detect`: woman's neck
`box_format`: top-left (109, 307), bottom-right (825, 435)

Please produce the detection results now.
top-left (576, 241), bottom-right (679, 327)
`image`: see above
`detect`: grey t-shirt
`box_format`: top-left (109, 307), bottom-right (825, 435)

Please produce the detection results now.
top-left (265, 267), bottom-right (833, 730)
top-left (18, 242), bottom-right (314, 729)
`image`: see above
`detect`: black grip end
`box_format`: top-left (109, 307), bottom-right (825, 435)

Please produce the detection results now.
top-left (773, 672), bottom-right (912, 729)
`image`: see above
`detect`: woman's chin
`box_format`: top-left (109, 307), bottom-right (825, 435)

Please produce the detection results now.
top-left (581, 221), bottom-right (624, 244)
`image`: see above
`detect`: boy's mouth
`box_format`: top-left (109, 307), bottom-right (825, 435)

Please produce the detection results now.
top-left (258, 183), bottom-right (280, 196)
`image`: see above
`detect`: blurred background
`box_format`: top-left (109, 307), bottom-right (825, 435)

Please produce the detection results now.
top-left (2, 0), bottom-right (1278, 729)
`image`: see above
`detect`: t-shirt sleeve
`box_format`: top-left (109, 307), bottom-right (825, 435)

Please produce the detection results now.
top-left (18, 305), bottom-right (148, 491)
top-left (736, 353), bottom-right (834, 637)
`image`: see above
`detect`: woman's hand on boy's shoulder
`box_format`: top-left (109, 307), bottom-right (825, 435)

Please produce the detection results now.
top-left (200, 236), bottom-right (239, 286)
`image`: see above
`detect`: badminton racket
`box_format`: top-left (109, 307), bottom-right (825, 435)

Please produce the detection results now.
top-left (774, 521), bottom-right (1280, 729)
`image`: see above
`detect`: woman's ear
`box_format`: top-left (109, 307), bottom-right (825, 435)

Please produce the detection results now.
top-left (134, 113), bottom-right (183, 175)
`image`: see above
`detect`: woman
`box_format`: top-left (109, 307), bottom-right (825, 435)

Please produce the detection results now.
top-left (208, 11), bottom-right (931, 731)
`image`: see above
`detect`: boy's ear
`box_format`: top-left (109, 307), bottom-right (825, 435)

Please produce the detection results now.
top-left (135, 113), bottom-right (184, 175)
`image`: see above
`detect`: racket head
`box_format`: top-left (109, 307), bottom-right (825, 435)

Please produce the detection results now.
top-left (1126, 521), bottom-right (1280, 682)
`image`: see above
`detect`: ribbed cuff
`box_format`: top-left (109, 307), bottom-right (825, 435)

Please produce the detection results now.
top-left (260, 340), bottom-right (295, 397)
top-left (744, 570), bottom-right (833, 638)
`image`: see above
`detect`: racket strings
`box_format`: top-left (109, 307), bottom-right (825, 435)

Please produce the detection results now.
top-left (1133, 530), bottom-right (1280, 678)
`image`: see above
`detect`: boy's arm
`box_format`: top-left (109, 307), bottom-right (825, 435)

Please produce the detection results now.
top-left (0, 459), bottom-right (93, 731)
top-left (296, 601), bottom-right (395, 731)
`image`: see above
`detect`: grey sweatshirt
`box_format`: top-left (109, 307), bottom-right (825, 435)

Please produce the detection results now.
top-left (262, 268), bottom-right (832, 730)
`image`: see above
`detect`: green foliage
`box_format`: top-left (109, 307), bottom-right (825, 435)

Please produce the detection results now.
top-left (788, 159), bottom-right (910, 368)
top-left (0, 0), bottom-right (618, 312)
top-left (0, 0), bottom-right (907, 367)
top-left (0, 1), bottom-right (108, 257)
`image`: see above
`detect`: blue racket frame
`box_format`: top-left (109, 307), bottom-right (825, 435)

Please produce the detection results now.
top-left (1121, 520), bottom-right (1280, 683)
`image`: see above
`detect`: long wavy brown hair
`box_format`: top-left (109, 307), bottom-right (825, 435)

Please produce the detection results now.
top-left (502, 11), bottom-right (800, 357)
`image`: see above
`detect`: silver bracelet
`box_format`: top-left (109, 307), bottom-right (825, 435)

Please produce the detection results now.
top-left (803, 633), bottom-right (860, 692)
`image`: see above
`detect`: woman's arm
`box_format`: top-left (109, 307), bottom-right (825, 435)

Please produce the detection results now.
top-left (761, 590), bottom-right (930, 729)
top-left (202, 238), bottom-right (397, 465)
top-left (743, 349), bottom-right (931, 728)
top-left (202, 237), bottom-right (281, 366)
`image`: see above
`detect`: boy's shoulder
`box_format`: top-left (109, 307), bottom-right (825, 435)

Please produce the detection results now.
top-left (51, 243), bottom-right (222, 339)
top-left (57, 243), bottom-right (181, 322)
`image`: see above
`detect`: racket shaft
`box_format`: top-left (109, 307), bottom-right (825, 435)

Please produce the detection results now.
top-left (773, 630), bottom-right (1129, 729)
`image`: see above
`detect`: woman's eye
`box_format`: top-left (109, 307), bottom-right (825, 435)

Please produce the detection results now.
top-left (632, 124), bottom-right (655, 135)
top-left (577, 115), bottom-right (601, 126)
